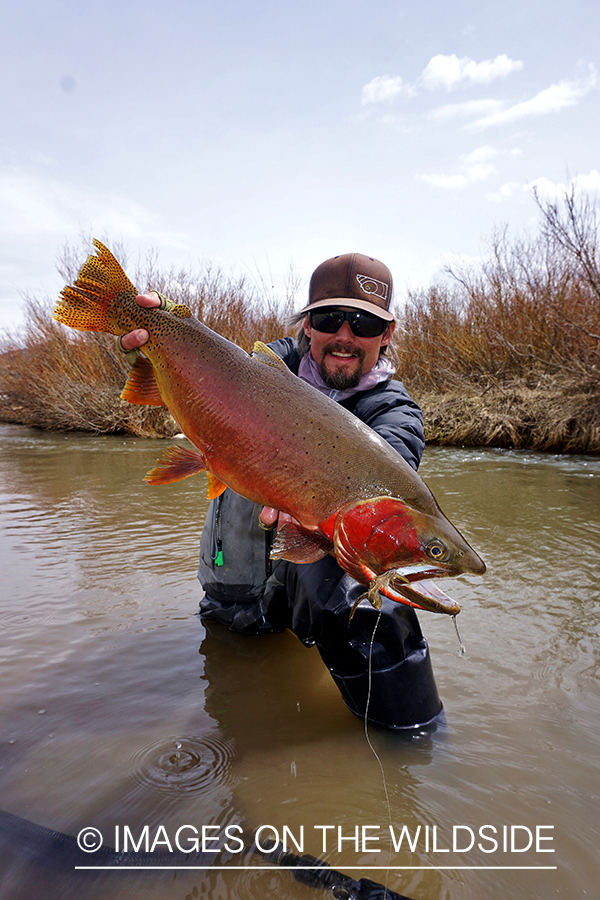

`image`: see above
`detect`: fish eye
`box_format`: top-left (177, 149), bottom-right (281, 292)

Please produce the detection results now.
top-left (426, 539), bottom-right (448, 562)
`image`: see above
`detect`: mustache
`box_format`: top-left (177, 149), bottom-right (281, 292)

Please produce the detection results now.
top-left (321, 341), bottom-right (366, 363)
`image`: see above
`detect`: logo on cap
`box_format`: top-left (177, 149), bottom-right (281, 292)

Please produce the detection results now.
top-left (356, 274), bottom-right (389, 301)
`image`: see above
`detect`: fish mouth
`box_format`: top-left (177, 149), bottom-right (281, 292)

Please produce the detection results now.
top-left (391, 576), bottom-right (461, 616)
top-left (366, 568), bottom-right (461, 615)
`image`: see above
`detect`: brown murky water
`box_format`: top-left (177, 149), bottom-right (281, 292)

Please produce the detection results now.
top-left (0, 423), bottom-right (599, 899)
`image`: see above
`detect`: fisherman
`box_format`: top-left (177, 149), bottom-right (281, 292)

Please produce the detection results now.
top-left (120, 253), bottom-right (442, 730)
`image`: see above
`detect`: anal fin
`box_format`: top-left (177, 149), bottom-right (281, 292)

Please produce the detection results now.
top-left (122, 356), bottom-right (165, 406)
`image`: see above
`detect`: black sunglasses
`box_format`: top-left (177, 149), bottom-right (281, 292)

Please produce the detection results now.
top-left (308, 307), bottom-right (389, 338)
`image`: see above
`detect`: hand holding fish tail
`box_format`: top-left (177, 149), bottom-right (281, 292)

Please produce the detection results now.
top-left (56, 240), bottom-right (486, 620)
top-left (117, 293), bottom-right (159, 361)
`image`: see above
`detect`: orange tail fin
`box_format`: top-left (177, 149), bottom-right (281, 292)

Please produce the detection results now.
top-left (53, 239), bottom-right (137, 333)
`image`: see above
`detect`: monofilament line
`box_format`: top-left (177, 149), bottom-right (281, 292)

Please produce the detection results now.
top-left (452, 614), bottom-right (466, 656)
top-left (364, 607), bottom-right (392, 898)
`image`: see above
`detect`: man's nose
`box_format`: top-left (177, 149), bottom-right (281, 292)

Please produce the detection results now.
top-left (336, 320), bottom-right (355, 340)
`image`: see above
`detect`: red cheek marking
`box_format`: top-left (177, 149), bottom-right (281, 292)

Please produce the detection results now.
top-left (365, 515), bottom-right (423, 569)
top-left (331, 498), bottom-right (426, 575)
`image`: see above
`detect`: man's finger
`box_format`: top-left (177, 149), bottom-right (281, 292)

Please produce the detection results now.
top-left (260, 507), bottom-right (280, 528)
top-left (136, 292), bottom-right (161, 308)
top-left (120, 329), bottom-right (149, 351)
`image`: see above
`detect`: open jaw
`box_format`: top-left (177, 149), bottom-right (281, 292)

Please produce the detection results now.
top-left (370, 568), bottom-right (462, 616)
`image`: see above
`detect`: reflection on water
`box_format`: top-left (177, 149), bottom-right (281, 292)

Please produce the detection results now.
top-left (0, 425), bottom-right (599, 899)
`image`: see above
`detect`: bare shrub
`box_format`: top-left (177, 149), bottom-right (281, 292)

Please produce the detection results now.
top-left (396, 188), bottom-right (600, 392)
top-left (0, 240), bottom-right (298, 435)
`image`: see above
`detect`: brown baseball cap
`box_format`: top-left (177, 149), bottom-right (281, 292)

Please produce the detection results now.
top-left (298, 252), bottom-right (395, 322)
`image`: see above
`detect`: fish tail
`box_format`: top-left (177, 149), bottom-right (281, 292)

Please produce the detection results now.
top-left (53, 239), bottom-right (137, 333)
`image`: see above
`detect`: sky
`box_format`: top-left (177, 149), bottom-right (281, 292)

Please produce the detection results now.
top-left (1, 0), bottom-right (599, 332)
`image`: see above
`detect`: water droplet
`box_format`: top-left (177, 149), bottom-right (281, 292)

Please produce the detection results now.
top-left (38, 709), bottom-right (46, 715)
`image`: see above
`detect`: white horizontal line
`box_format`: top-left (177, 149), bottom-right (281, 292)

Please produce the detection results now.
top-left (75, 865), bottom-right (558, 871)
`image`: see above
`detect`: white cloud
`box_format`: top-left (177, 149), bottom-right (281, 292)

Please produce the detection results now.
top-left (486, 181), bottom-right (522, 202)
top-left (463, 145), bottom-right (498, 164)
top-left (0, 166), bottom-right (192, 257)
top-left (526, 170), bottom-right (600, 201)
top-left (421, 53), bottom-right (523, 92)
top-left (0, 167), bottom-right (159, 238)
top-left (423, 159), bottom-right (496, 190)
top-left (469, 64), bottom-right (599, 129)
top-left (361, 75), bottom-right (406, 105)
top-left (573, 169), bottom-right (600, 193)
top-left (422, 145), bottom-right (499, 190)
top-left (432, 98), bottom-right (506, 120)
top-left (423, 173), bottom-right (472, 190)
top-left (361, 53), bottom-right (521, 107)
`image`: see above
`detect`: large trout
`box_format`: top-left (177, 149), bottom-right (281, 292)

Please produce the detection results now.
top-left (54, 240), bottom-right (485, 615)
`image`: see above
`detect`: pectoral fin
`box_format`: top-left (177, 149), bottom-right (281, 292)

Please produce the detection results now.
top-left (270, 522), bottom-right (332, 564)
top-left (122, 356), bottom-right (165, 406)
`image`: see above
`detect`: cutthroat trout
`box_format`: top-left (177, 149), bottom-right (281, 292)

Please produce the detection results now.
top-left (54, 240), bottom-right (485, 615)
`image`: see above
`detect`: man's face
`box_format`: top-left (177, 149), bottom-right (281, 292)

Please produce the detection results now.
top-left (303, 307), bottom-right (395, 390)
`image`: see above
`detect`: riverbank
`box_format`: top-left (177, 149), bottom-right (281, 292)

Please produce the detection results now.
top-left (1, 363), bottom-right (598, 455)
top-left (1, 190), bottom-right (598, 454)
top-left (415, 377), bottom-right (600, 455)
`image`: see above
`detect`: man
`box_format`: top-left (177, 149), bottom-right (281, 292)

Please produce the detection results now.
top-left (120, 252), bottom-right (442, 730)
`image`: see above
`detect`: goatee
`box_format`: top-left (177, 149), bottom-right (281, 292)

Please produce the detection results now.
top-left (319, 344), bottom-right (366, 390)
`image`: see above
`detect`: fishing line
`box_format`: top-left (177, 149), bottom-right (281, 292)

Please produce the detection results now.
top-left (452, 614), bottom-right (466, 656)
top-left (364, 607), bottom-right (392, 900)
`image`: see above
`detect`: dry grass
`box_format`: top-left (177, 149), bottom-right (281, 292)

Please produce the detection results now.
top-left (393, 188), bottom-right (600, 453)
top-left (0, 243), bottom-right (298, 436)
top-left (415, 378), bottom-right (600, 454)
top-left (1, 189), bottom-right (599, 453)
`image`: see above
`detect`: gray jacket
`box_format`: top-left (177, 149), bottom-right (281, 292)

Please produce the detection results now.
top-left (198, 338), bottom-right (425, 618)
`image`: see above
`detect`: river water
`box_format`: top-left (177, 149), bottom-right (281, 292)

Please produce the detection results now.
top-left (0, 423), bottom-right (598, 900)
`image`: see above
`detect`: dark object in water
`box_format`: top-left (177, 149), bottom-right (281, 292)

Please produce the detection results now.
top-left (0, 809), bottom-right (415, 900)
top-left (256, 838), bottom-right (414, 899)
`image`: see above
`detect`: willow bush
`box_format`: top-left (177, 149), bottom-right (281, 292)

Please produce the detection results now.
top-left (393, 188), bottom-right (600, 452)
top-left (0, 241), bottom-right (299, 436)
top-left (1, 189), bottom-right (599, 451)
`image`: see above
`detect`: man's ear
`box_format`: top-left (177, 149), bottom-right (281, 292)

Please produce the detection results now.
top-left (381, 321), bottom-right (396, 347)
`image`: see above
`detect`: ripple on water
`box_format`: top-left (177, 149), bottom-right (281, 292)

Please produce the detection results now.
top-left (128, 733), bottom-right (236, 796)
top-left (1, 610), bottom-right (54, 629)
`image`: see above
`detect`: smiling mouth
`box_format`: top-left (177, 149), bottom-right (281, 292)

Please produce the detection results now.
top-left (329, 350), bottom-right (358, 360)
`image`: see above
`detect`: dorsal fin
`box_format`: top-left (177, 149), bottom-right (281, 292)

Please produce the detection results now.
top-left (251, 342), bottom-right (288, 370)
top-left (121, 356), bottom-right (165, 406)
